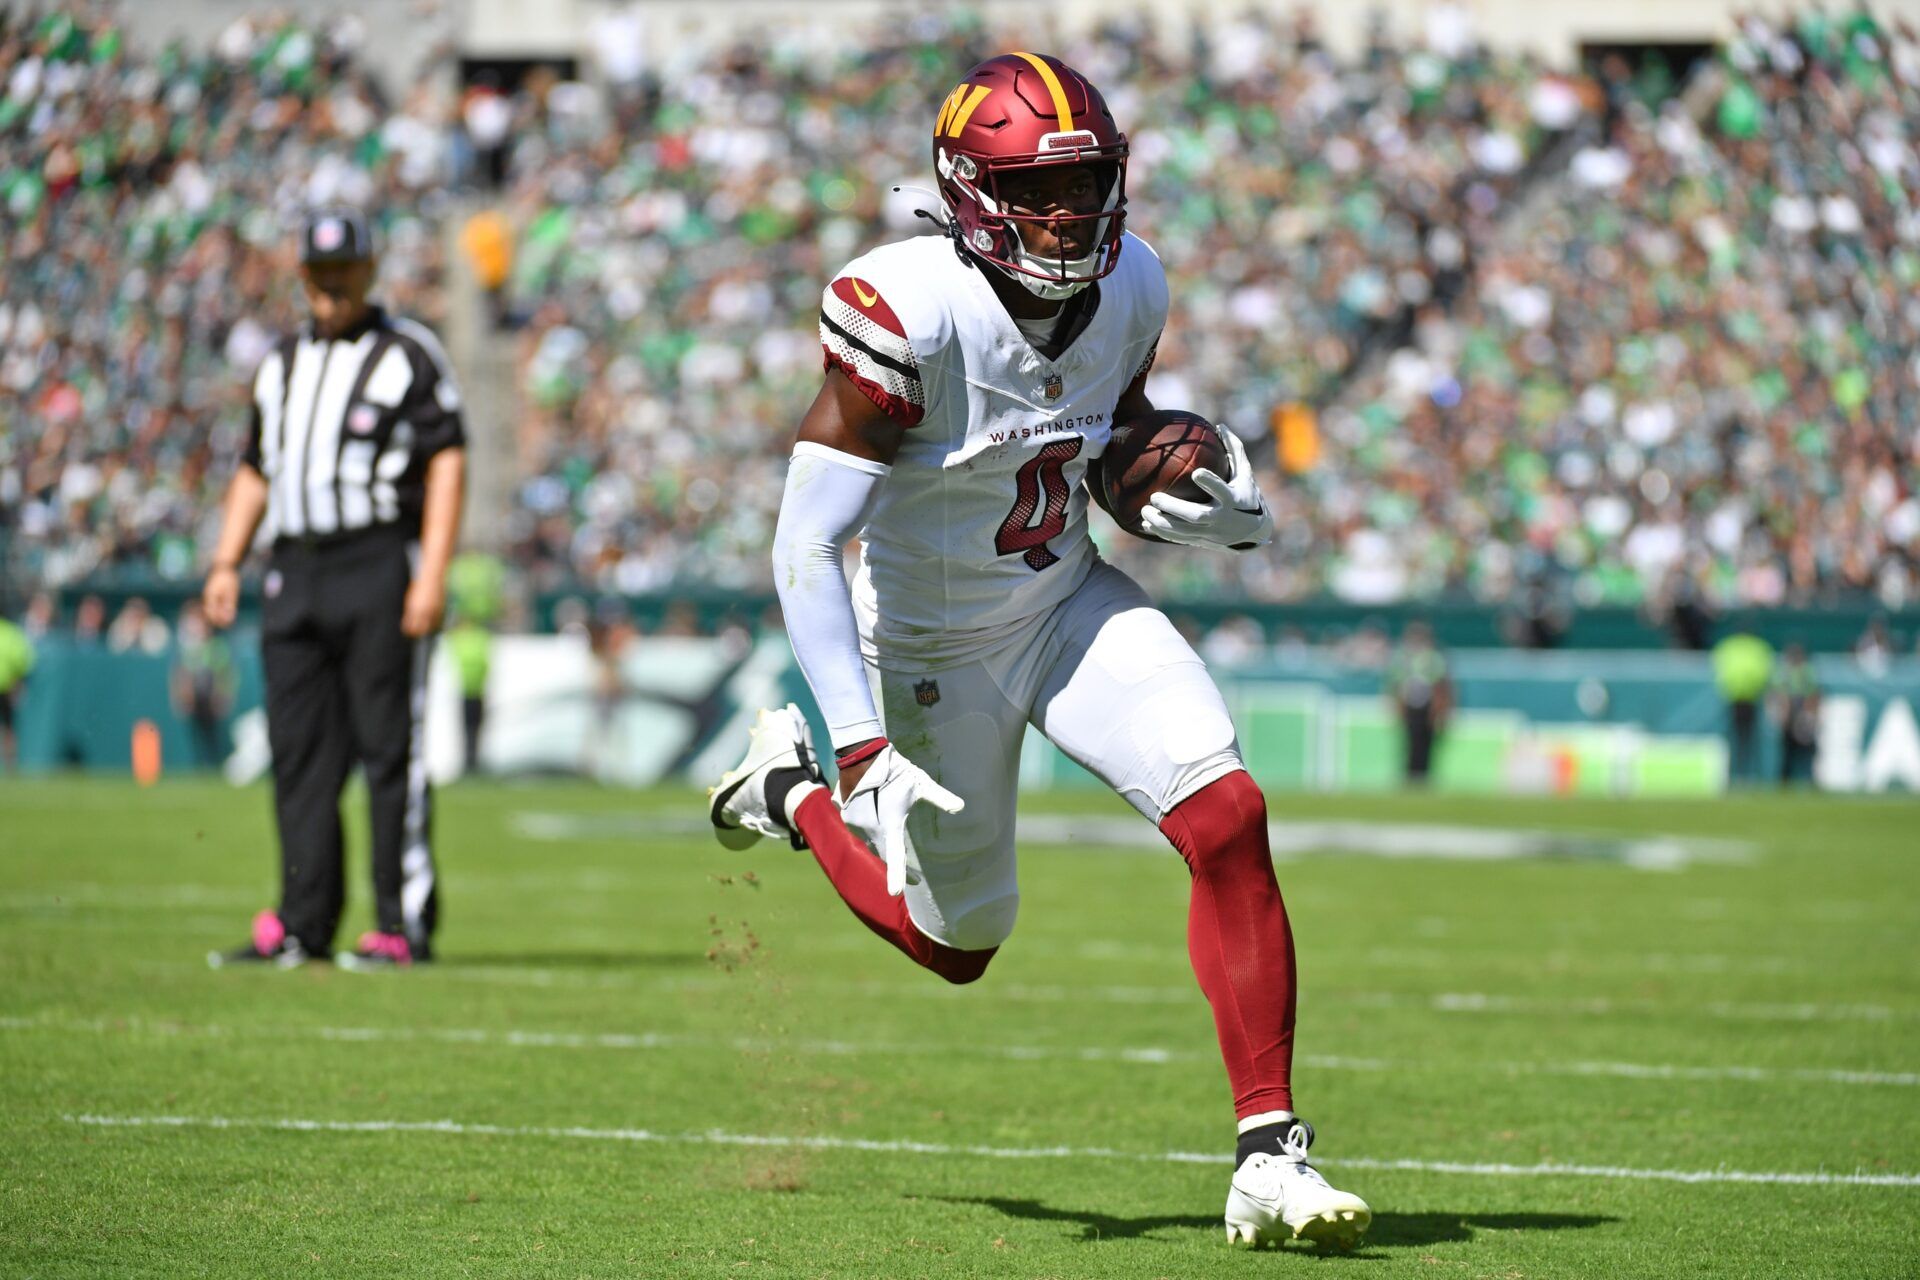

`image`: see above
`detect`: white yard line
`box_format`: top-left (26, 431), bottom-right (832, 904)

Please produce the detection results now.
top-left (61, 1113), bottom-right (1920, 1188)
top-left (320, 966), bottom-right (1920, 1023)
top-left (0, 885), bottom-right (256, 910)
top-left (7, 1016), bottom-right (1913, 1088)
top-left (505, 810), bottom-right (1755, 870)
top-left (128, 957), bottom-right (1915, 1024)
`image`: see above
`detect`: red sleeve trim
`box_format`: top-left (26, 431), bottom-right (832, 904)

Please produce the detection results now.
top-left (834, 737), bottom-right (890, 770)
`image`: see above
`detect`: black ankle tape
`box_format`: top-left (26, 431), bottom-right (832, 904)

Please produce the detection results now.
top-left (1236, 1118), bottom-right (1306, 1168)
top-left (763, 767), bottom-right (810, 828)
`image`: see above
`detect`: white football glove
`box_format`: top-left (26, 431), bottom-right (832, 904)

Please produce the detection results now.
top-left (1138, 427), bottom-right (1275, 550)
top-left (837, 743), bottom-right (965, 896)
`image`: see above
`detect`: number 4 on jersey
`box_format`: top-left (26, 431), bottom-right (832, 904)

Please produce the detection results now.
top-left (995, 438), bottom-right (1083, 571)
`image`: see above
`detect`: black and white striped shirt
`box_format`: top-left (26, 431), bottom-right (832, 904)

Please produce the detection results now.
top-left (243, 306), bottom-right (466, 540)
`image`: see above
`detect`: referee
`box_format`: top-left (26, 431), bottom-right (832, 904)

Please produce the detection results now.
top-left (204, 207), bottom-right (466, 970)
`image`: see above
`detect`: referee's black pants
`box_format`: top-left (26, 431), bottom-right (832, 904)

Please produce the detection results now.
top-left (262, 528), bottom-right (437, 955)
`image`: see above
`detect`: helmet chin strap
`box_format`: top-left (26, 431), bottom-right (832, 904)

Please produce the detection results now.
top-left (1004, 246), bottom-right (1099, 301)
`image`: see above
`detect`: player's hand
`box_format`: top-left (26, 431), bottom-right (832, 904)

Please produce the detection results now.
top-left (203, 566), bottom-right (241, 629)
top-left (837, 743), bottom-right (964, 896)
top-left (401, 577), bottom-right (447, 638)
top-left (1139, 428), bottom-right (1275, 550)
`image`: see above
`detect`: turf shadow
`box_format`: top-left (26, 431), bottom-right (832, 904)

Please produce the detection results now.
top-left (442, 950), bottom-right (706, 970)
top-left (934, 1196), bottom-right (1217, 1242)
top-left (942, 1199), bottom-right (1614, 1250)
top-left (1357, 1212), bottom-right (1616, 1251)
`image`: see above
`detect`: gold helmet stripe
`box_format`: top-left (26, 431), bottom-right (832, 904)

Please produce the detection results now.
top-left (1010, 52), bottom-right (1073, 133)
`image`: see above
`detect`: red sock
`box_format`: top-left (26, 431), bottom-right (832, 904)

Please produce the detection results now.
top-left (1160, 770), bottom-right (1295, 1119)
top-left (790, 788), bottom-right (995, 984)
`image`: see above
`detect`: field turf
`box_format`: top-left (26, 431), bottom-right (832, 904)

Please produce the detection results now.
top-left (2, 777), bottom-right (1917, 1278)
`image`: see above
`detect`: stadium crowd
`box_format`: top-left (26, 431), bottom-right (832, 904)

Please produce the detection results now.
top-left (1310, 9), bottom-right (1920, 611)
top-left (492, 7), bottom-right (1586, 595)
top-left (0, 5), bottom-right (451, 590)
top-left (4, 3), bottom-right (1918, 617)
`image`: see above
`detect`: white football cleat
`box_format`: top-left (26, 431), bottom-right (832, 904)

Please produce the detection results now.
top-left (1224, 1118), bottom-right (1371, 1250)
top-left (708, 704), bottom-right (822, 850)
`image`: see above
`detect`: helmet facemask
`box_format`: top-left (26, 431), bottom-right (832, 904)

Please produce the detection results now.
top-left (938, 144), bottom-right (1128, 301)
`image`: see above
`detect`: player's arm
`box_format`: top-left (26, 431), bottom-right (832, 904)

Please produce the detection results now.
top-left (798, 367), bottom-right (908, 463)
top-left (775, 372), bottom-right (963, 890)
top-left (404, 446), bottom-right (466, 637)
top-left (205, 362), bottom-right (280, 630)
top-left (1113, 365), bottom-right (1155, 423)
top-left (400, 329), bottom-right (470, 638)
top-left (1090, 364), bottom-right (1158, 521)
top-left (777, 368), bottom-right (903, 798)
top-left (204, 464), bottom-right (268, 630)
top-left (786, 266), bottom-right (923, 783)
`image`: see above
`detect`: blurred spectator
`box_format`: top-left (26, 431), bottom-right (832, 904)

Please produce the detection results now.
top-left (0, 610), bottom-right (33, 772)
top-left (1855, 616), bottom-right (1894, 677)
top-left (483, 6), bottom-right (1583, 600)
top-left (1770, 642), bottom-right (1821, 787)
top-left (1712, 631), bottom-right (1774, 783)
top-left (460, 208), bottom-right (514, 329)
top-left (445, 612), bottom-right (492, 774)
top-left (1336, 621), bottom-right (1394, 669)
top-left (22, 592), bottom-right (57, 640)
top-left (1504, 572), bottom-right (1572, 649)
top-left (587, 599), bottom-right (637, 775)
top-left (72, 595), bottom-right (105, 646)
top-left (11, 4), bottom-right (1920, 615)
top-left (1, 6), bottom-right (449, 592)
top-left (448, 550), bottom-right (509, 624)
top-left (1650, 563), bottom-right (1716, 651)
top-left (1328, 10), bottom-right (1920, 612)
top-left (107, 595), bottom-right (167, 654)
top-left (461, 79), bottom-right (512, 187)
top-left (169, 600), bottom-right (234, 767)
top-left (1199, 614), bottom-right (1265, 667)
top-left (1386, 620), bottom-right (1454, 783)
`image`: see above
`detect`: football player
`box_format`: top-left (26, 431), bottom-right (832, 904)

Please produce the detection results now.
top-left (710, 52), bottom-right (1370, 1249)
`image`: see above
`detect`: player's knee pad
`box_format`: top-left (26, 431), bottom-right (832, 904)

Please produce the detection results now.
top-left (1161, 769), bottom-right (1268, 876)
top-left (932, 888), bottom-right (1019, 954)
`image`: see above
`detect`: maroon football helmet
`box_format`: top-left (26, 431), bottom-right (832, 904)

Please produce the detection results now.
top-left (931, 52), bottom-right (1129, 300)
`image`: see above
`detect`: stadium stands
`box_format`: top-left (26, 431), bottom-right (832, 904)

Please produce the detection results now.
top-left (4, 4), bottom-right (1917, 617)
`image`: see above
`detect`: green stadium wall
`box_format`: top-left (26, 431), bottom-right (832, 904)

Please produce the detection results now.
top-left (10, 637), bottom-right (1920, 797)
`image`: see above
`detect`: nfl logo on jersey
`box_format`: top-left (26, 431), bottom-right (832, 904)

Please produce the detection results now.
top-left (914, 679), bottom-right (941, 707)
top-left (1043, 373), bottom-right (1063, 401)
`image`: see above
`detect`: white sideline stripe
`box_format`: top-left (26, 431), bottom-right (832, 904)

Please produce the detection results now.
top-left (6, 1017), bottom-right (1913, 1088)
top-left (61, 1114), bottom-right (1920, 1188)
top-left (357, 968), bottom-right (1920, 1023)
top-left (137, 959), bottom-right (1919, 1024)
top-left (0, 885), bottom-right (255, 910)
top-left (504, 810), bottom-right (1755, 870)
top-left (652, 976), bottom-right (1916, 1025)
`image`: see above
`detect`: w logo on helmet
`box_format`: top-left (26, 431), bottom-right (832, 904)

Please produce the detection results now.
top-left (936, 84), bottom-right (993, 138)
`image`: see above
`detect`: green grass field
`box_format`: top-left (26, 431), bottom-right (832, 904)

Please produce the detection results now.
top-left (3, 777), bottom-right (1917, 1278)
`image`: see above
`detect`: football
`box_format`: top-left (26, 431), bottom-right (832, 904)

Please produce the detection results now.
top-left (1092, 409), bottom-right (1231, 540)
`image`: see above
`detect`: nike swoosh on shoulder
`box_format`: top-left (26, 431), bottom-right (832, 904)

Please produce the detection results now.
top-left (852, 280), bottom-right (879, 307)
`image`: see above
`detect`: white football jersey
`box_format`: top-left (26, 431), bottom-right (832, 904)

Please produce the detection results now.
top-left (817, 231), bottom-right (1167, 661)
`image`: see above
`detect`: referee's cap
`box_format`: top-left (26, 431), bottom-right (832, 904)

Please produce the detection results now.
top-left (300, 206), bottom-right (375, 264)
